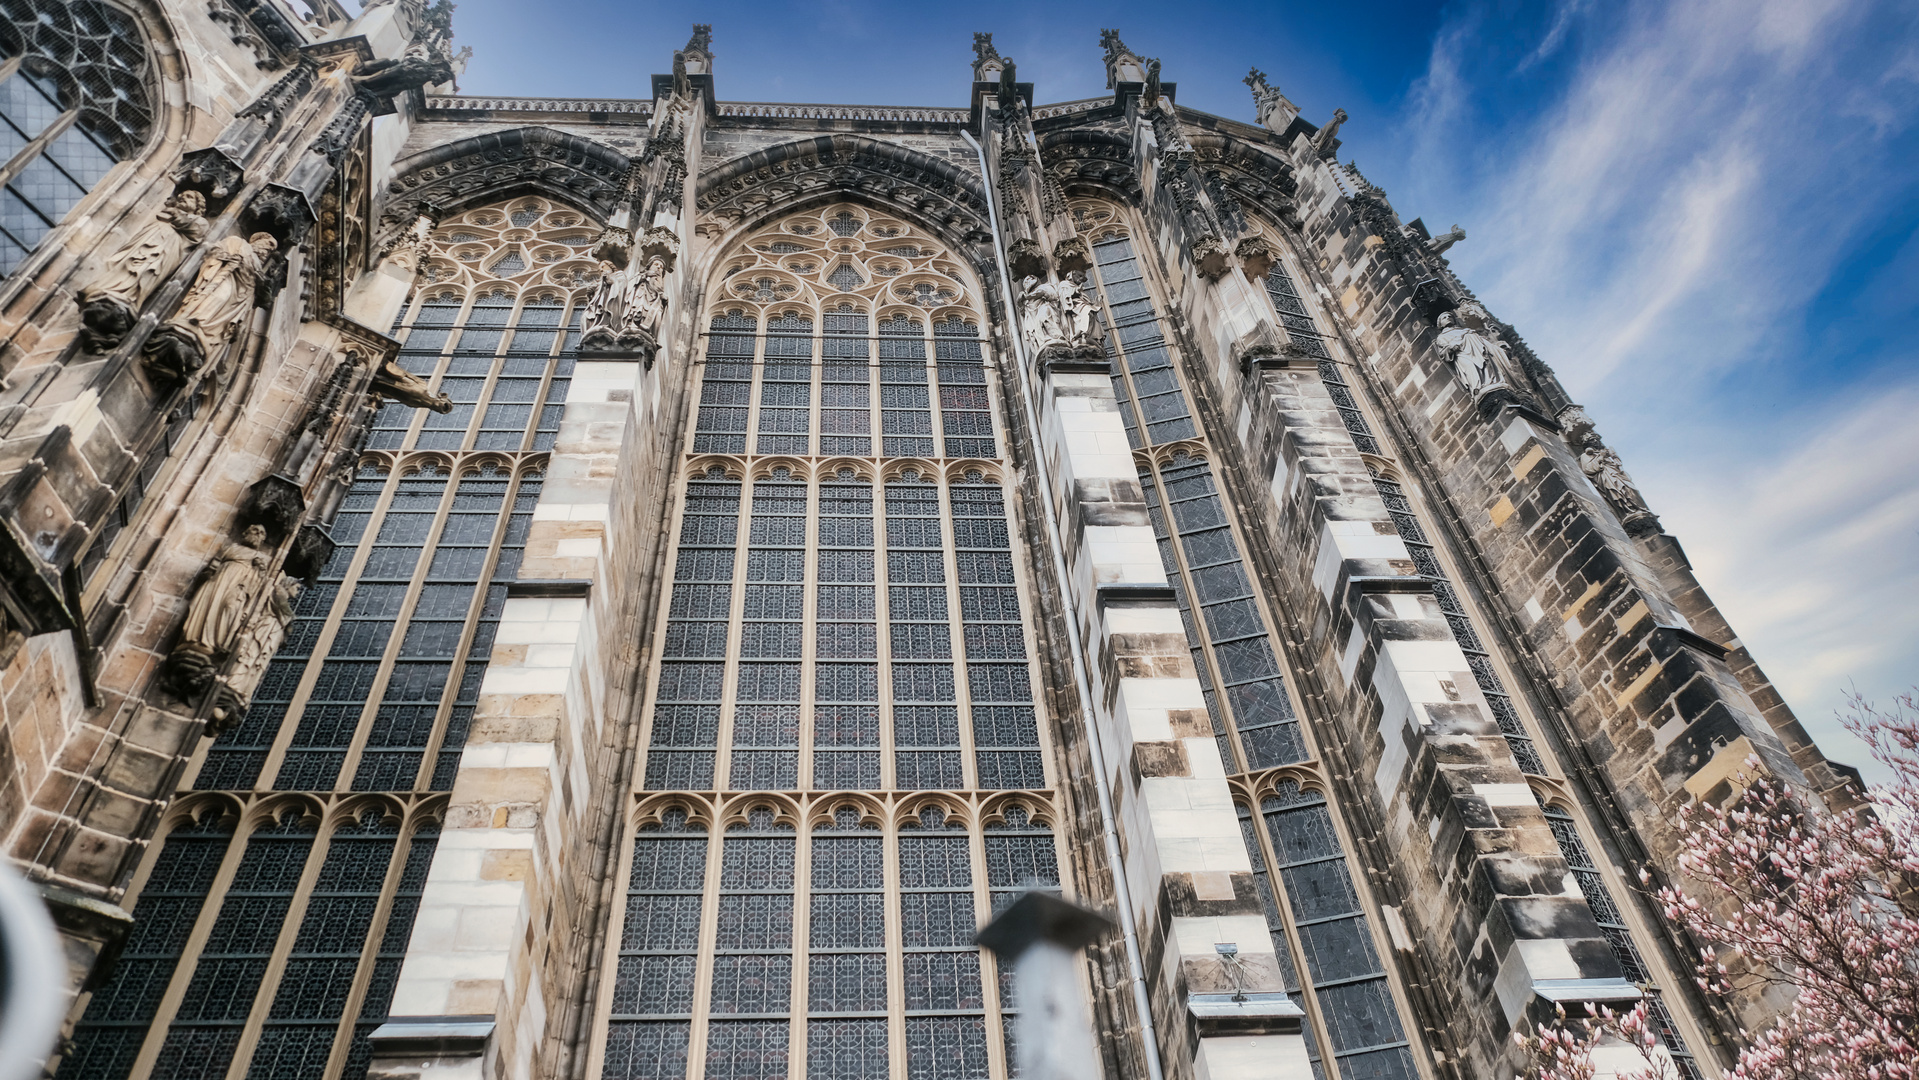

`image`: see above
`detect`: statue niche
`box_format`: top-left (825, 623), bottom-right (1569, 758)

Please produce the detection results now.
top-left (75, 190), bottom-right (210, 353)
top-left (1019, 272), bottom-right (1104, 362)
top-left (1578, 433), bottom-right (1660, 537)
top-left (1433, 308), bottom-right (1513, 409)
top-left (581, 255), bottom-right (667, 366)
top-left (143, 231), bottom-right (278, 388)
top-left (164, 522), bottom-right (274, 702)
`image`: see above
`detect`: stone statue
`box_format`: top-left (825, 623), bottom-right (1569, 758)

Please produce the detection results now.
top-left (1579, 433), bottom-right (1659, 534)
top-left (1427, 223), bottom-right (1466, 256)
top-left (145, 231), bottom-right (277, 384)
top-left (354, 44), bottom-right (455, 99)
top-left (211, 574), bottom-right (299, 731)
top-left (580, 259), bottom-right (628, 350)
top-left (1058, 271), bottom-right (1099, 349)
top-left (1018, 275), bottom-right (1068, 357)
top-left (1433, 309), bottom-right (1510, 400)
top-left (1311, 108), bottom-right (1347, 158)
top-left (76, 190), bottom-right (210, 353)
top-left (166, 523), bottom-right (274, 699)
top-left (622, 255), bottom-right (668, 341)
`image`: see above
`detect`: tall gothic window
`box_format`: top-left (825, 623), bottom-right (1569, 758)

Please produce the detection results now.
top-left (603, 204), bottom-right (1054, 1080)
top-left (0, 0), bottom-right (154, 276)
top-left (1071, 198), bottom-right (1422, 1080)
top-left (57, 802), bottom-right (441, 1080)
top-left (59, 197), bottom-right (589, 1078)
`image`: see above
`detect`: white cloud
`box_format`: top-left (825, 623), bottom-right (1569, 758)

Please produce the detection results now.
top-left (1378, 0), bottom-right (1919, 778)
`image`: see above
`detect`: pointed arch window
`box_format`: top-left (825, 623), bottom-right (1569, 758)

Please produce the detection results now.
top-left (0, 0), bottom-right (155, 276)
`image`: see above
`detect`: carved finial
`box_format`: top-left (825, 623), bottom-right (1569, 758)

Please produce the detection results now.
top-left (972, 31), bottom-right (1006, 82)
top-left (974, 32), bottom-right (1000, 64)
top-left (1245, 67), bottom-right (1267, 91)
top-left (1099, 28), bottom-right (1129, 62)
top-left (686, 23), bottom-right (712, 53)
top-left (1098, 29), bottom-right (1147, 89)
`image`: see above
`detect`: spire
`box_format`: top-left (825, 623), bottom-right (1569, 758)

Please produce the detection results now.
top-left (678, 23), bottom-right (712, 76)
top-left (1244, 67), bottom-right (1300, 134)
top-left (971, 32), bottom-right (1005, 83)
top-left (1098, 28), bottom-right (1147, 88)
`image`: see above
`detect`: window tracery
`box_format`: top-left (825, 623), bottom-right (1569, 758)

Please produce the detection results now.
top-left (0, 0), bottom-right (156, 276)
top-left (608, 203), bottom-right (1049, 1078)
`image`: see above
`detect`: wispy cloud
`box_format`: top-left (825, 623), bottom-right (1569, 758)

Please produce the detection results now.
top-left (1380, 0), bottom-right (1919, 775)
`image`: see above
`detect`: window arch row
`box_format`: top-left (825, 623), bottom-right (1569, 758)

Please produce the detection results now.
top-left (601, 791), bottom-right (1064, 1080)
top-left (675, 455), bottom-right (1007, 487)
top-left (641, 465), bottom-right (1047, 794)
top-left (57, 793), bottom-right (446, 1080)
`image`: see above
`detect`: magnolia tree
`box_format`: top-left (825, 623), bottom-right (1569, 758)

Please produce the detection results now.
top-left (1518, 690), bottom-right (1919, 1080)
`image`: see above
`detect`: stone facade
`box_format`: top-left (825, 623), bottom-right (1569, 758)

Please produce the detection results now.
top-left (0, 8), bottom-right (1856, 1080)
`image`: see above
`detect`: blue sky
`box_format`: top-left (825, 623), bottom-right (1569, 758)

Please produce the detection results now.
top-left (446, 0), bottom-right (1919, 778)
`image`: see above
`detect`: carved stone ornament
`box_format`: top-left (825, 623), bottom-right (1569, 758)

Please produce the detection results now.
top-left (75, 190), bottom-right (210, 353)
top-left (1579, 433), bottom-right (1660, 537)
top-left (382, 210), bottom-right (437, 271)
top-left (240, 473), bottom-right (307, 544)
top-left (1006, 238), bottom-right (1046, 280)
top-left (1018, 273), bottom-right (1103, 361)
top-left (1234, 235), bottom-right (1276, 281)
top-left (373, 356), bottom-right (454, 413)
top-left (208, 573), bottom-right (298, 732)
top-left (164, 523), bottom-right (274, 701)
top-left (1311, 109), bottom-right (1347, 159)
top-left (591, 226), bottom-right (634, 269)
top-left (282, 523), bottom-right (338, 585)
top-left (638, 226), bottom-right (680, 272)
top-left (582, 256), bottom-right (667, 365)
top-left (353, 44), bottom-right (455, 101)
top-left (143, 232), bottom-right (278, 389)
top-left (175, 148), bottom-right (247, 205)
top-left (1191, 234), bottom-right (1231, 281)
top-left (1427, 223), bottom-right (1465, 256)
top-left (1433, 308), bottom-right (1511, 404)
top-left (1052, 236), bottom-right (1091, 276)
top-left (1244, 67), bottom-right (1300, 134)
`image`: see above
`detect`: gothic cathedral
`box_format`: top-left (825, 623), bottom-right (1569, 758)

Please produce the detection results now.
top-left (0, 7), bottom-right (1856, 1080)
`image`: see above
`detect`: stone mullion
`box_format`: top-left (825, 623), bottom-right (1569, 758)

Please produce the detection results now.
top-left (252, 470), bottom-right (401, 791)
top-left (939, 473), bottom-right (980, 792)
top-left (798, 474), bottom-right (821, 791)
top-left (786, 800), bottom-right (814, 1080)
top-left (871, 475), bottom-right (898, 792)
top-left (217, 812), bottom-right (337, 1079)
top-left (406, 469), bottom-right (520, 792)
top-left (966, 804), bottom-right (1009, 1080)
top-left (919, 327), bottom-right (943, 461)
top-left (403, 291), bottom-right (481, 453)
top-left (880, 807), bottom-right (907, 1080)
top-left (682, 794), bottom-right (730, 1080)
top-left (330, 469), bottom-right (461, 793)
top-left (713, 476), bottom-right (755, 793)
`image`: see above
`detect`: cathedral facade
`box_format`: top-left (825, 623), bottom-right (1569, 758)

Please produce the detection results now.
top-left (0, 6), bottom-right (1858, 1080)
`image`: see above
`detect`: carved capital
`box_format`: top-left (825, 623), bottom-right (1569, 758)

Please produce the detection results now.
top-left (1052, 236), bottom-right (1092, 275)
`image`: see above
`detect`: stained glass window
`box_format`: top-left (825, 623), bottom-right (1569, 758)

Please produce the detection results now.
top-left (0, 1), bottom-right (155, 277)
top-left (1086, 232), bottom-right (1195, 446)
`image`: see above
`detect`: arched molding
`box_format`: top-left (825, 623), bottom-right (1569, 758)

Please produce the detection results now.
top-left (1040, 130), bottom-right (1142, 203)
top-left (1528, 776), bottom-right (1574, 808)
top-left (695, 134), bottom-right (991, 263)
top-left (682, 455), bottom-right (746, 482)
top-left (716, 793), bottom-right (803, 832)
top-left (1359, 453), bottom-right (1401, 481)
top-left (240, 792), bottom-right (326, 831)
top-left (1246, 764), bottom-right (1329, 805)
top-left (945, 462), bottom-right (1002, 486)
top-left (1150, 439), bottom-right (1210, 469)
top-left (325, 793), bottom-right (409, 830)
top-left (804, 793), bottom-right (888, 831)
top-left (405, 794), bottom-right (451, 829)
top-left (879, 460), bottom-right (939, 485)
top-left (378, 127), bottom-right (626, 250)
top-left (514, 453), bottom-right (552, 479)
top-left (396, 451), bottom-right (456, 477)
top-left (355, 452), bottom-right (397, 474)
top-left (633, 793), bottom-right (717, 832)
top-left (815, 458), bottom-right (875, 484)
top-left (1186, 133), bottom-right (1299, 217)
top-left (457, 453), bottom-right (516, 477)
top-left (978, 792), bottom-right (1055, 831)
top-left (752, 456), bottom-right (814, 482)
top-left (160, 791), bottom-right (243, 833)
top-left (893, 795), bottom-right (971, 830)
